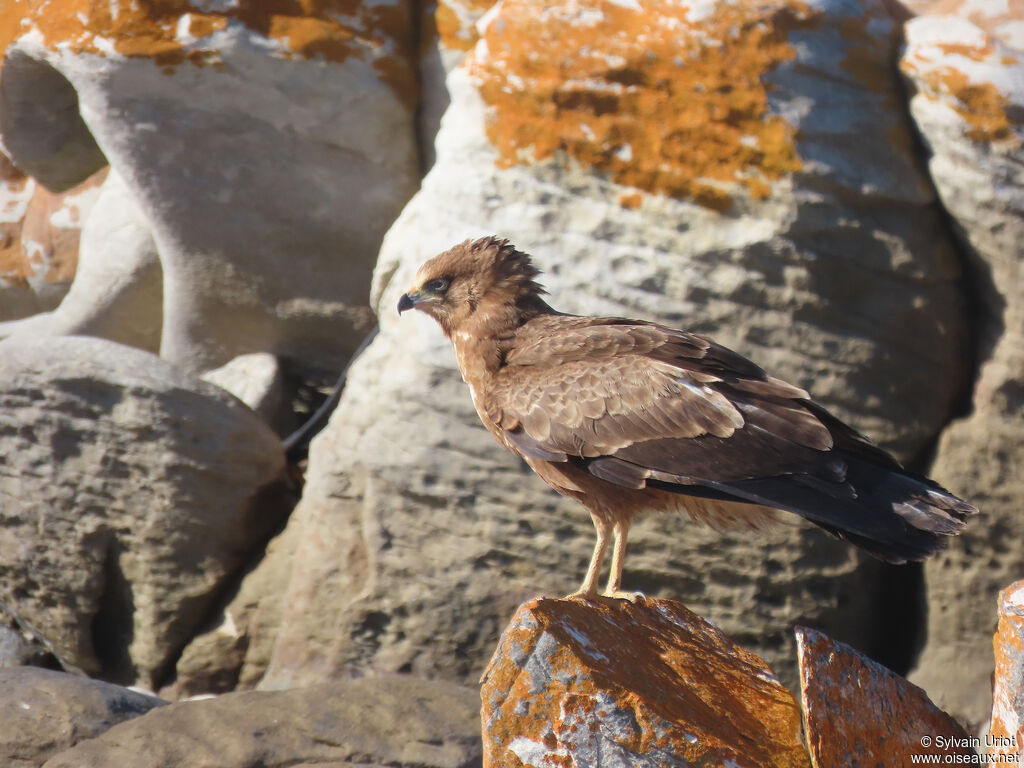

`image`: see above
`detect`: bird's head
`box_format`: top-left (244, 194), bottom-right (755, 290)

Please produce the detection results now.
top-left (398, 236), bottom-right (547, 337)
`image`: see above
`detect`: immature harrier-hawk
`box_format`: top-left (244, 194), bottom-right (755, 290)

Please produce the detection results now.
top-left (398, 236), bottom-right (976, 598)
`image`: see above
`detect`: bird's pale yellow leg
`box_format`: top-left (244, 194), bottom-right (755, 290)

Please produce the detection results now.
top-left (604, 519), bottom-right (629, 595)
top-left (565, 513), bottom-right (611, 599)
top-left (604, 519), bottom-right (642, 601)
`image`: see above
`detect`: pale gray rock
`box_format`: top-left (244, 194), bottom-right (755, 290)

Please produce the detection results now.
top-left (3, 9), bottom-right (417, 375)
top-left (0, 169), bottom-right (162, 352)
top-left (900, 16), bottom-right (1024, 728)
top-left (0, 336), bottom-right (288, 689)
top-left (0, 667), bottom-right (165, 768)
top-left (42, 677), bottom-right (481, 768)
top-left (164, 525), bottom-right (298, 698)
top-left (201, 353), bottom-right (287, 433)
top-left (255, 0), bottom-right (972, 692)
top-left (895, 0), bottom-right (1024, 51)
top-left (0, 607), bottom-right (56, 669)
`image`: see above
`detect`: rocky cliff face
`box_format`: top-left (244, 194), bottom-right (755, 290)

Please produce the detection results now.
top-left (0, 336), bottom-right (288, 688)
top-left (252, 0), bottom-right (972, 696)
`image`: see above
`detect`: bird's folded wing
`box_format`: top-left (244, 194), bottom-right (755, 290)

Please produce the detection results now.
top-left (483, 319), bottom-right (974, 562)
top-left (485, 321), bottom-right (840, 484)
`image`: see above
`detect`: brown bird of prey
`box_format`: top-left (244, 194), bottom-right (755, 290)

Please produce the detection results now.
top-left (398, 236), bottom-right (976, 599)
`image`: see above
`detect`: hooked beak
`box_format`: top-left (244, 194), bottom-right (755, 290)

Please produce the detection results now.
top-left (398, 289), bottom-right (424, 315)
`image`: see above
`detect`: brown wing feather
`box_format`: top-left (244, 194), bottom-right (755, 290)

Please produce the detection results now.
top-left (487, 317), bottom-right (831, 466)
top-left (491, 355), bottom-right (748, 458)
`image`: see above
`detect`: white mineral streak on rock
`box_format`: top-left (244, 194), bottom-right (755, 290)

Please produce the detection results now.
top-left (0, 177), bottom-right (34, 225)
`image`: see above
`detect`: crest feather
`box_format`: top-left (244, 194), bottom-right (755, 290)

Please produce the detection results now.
top-left (467, 236), bottom-right (547, 297)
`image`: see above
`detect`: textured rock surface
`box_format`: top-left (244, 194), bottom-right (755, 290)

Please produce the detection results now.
top-left (0, 607), bottom-right (56, 669)
top-left (201, 353), bottom-right (288, 435)
top-left (164, 525), bottom-right (298, 698)
top-left (482, 597), bottom-right (809, 767)
top-left (897, 0), bottom-right (1024, 50)
top-left (0, 0), bottom-right (418, 374)
top-left (0, 667), bottom-right (165, 768)
top-left (42, 677), bottom-right (481, 768)
top-left (796, 626), bottom-right (973, 767)
top-left (0, 168), bottom-right (162, 352)
top-left (989, 581), bottom-right (1024, 760)
top-left (0, 158), bottom-right (105, 322)
top-left (900, 16), bottom-right (1024, 726)
top-left (0, 336), bottom-right (288, 689)
top-left (256, 0), bottom-right (971, 692)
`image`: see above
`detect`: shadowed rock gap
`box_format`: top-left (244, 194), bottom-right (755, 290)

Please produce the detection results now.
top-left (410, 0), bottom-right (435, 177)
top-left (860, 12), bottom-right (996, 680)
top-left (0, 51), bottom-right (106, 192)
top-left (894, 39), bottom-right (1000, 476)
top-left (152, 475), bottom-right (298, 695)
top-left (91, 538), bottom-right (136, 685)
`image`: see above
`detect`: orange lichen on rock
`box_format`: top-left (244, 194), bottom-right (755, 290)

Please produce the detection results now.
top-left (796, 626), bottom-right (974, 767)
top-left (0, 161), bottom-right (107, 290)
top-left (433, 0), bottom-right (495, 52)
top-left (989, 581), bottom-right (1024, 759)
top-left (0, 0), bottom-right (414, 102)
top-left (0, 0), bottom-right (224, 62)
top-left (0, 167), bottom-right (35, 289)
top-left (466, 0), bottom-right (819, 210)
top-left (919, 68), bottom-right (1019, 144)
top-left (898, 0), bottom-right (1024, 48)
top-left (937, 69), bottom-right (1021, 144)
top-left (901, 38), bottom-right (1022, 146)
top-left (618, 191), bottom-right (642, 209)
top-left (481, 597), bottom-right (809, 767)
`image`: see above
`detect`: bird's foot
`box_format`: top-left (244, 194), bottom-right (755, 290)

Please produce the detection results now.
top-left (603, 589), bottom-right (647, 603)
top-left (561, 588), bottom-right (647, 603)
top-left (562, 588), bottom-right (601, 602)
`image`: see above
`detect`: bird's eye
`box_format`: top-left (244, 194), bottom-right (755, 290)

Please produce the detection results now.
top-left (426, 277), bottom-right (450, 293)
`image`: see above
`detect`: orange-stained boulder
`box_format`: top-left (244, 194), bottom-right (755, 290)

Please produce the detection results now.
top-left (0, 158), bottom-right (106, 321)
top-left (990, 581), bottom-right (1024, 760)
top-left (0, 0), bottom-right (416, 100)
top-left (481, 597), bottom-right (810, 768)
top-left (797, 626), bottom-right (974, 767)
top-left (466, 0), bottom-right (810, 210)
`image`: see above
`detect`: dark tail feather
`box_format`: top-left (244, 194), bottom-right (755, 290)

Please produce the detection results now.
top-left (653, 453), bottom-right (977, 564)
top-left (749, 457), bottom-right (974, 563)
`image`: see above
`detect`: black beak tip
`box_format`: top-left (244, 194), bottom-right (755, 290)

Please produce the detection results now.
top-left (397, 293), bottom-right (415, 315)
